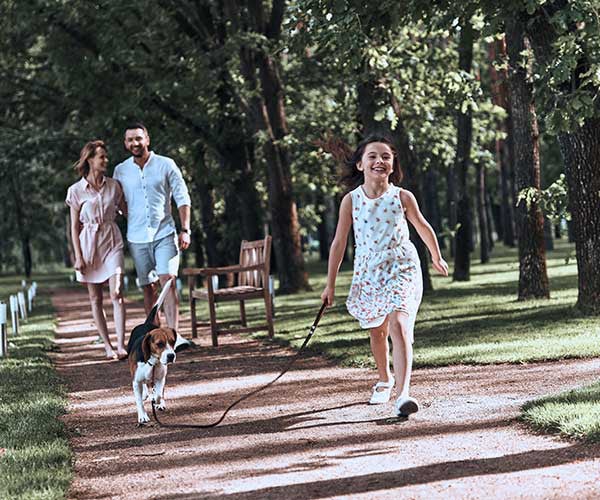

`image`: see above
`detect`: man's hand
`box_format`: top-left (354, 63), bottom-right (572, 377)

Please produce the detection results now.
top-left (179, 231), bottom-right (191, 250)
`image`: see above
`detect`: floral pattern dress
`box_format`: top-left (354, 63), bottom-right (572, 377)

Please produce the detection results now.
top-left (346, 184), bottom-right (423, 342)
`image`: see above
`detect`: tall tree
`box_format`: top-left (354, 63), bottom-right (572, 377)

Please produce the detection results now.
top-left (505, 16), bottom-right (549, 300)
top-left (452, 18), bottom-right (475, 281)
top-left (523, 1), bottom-right (600, 312)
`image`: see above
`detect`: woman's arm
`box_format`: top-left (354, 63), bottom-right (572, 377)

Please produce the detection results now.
top-left (400, 189), bottom-right (448, 276)
top-left (321, 194), bottom-right (353, 306)
top-left (69, 206), bottom-right (86, 273)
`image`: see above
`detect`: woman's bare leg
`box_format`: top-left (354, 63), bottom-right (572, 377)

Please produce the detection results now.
top-left (87, 283), bottom-right (115, 358)
top-left (109, 273), bottom-right (127, 357)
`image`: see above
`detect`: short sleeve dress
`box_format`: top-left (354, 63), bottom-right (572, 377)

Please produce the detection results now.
top-left (346, 184), bottom-right (423, 342)
top-left (65, 177), bottom-right (125, 284)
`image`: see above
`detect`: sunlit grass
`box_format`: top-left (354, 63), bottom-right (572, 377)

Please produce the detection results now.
top-left (521, 383), bottom-right (600, 442)
top-left (0, 280), bottom-right (72, 500)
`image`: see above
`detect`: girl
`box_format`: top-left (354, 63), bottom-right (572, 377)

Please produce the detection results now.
top-left (66, 140), bottom-right (128, 360)
top-left (321, 135), bottom-right (448, 417)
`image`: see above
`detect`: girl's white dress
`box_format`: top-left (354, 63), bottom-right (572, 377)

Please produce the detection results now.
top-left (346, 184), bottom-right (423, 341)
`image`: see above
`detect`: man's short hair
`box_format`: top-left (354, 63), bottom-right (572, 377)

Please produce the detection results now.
top-left (124, 122), bottom-right (149, 136)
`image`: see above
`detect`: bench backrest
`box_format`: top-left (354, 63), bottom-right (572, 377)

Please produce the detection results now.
top-left (238, 236), bottom-right (272, 287)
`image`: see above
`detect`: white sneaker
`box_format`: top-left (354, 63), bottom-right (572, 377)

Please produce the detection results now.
top-left (395, 396), bottom-right (419, 417)
top-left (369, 377), bottom-right (395, 404)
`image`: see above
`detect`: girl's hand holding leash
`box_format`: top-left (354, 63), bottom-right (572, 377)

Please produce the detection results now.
top-left (321, 286), bottom-right (335, 307)
top-left (432, 257), bottom-right (449, 277)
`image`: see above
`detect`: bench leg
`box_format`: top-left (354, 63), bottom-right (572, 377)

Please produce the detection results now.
top-left (239, 300), bottom-right (247, 326)
top-left (190, 297), bottom-right (198, 339)
top-left (208, 299), bottom-right (218, 347)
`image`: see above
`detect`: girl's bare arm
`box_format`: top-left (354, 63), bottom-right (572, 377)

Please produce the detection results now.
top-left (321, 194), bottom-right (353, 305)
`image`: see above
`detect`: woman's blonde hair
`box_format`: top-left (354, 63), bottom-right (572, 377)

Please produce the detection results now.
top-left (74, 140), bottom-right (106, 177)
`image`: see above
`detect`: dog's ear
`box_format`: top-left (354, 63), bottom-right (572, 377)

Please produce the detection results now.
top-left (142, 332), bottom-right (154, 362)
top-left (164, 327), bottom-right (177, 346)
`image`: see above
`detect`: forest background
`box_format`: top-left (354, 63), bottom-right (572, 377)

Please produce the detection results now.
top-left (1, 0), bottom-right (599, 315)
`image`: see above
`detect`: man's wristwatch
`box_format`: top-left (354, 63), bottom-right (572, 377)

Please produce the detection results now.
top-left (180, 228), bottom-right (191, 235)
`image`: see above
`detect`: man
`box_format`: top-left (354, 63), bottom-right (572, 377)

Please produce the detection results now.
top-left (114, 122), bottom-right (191, 330)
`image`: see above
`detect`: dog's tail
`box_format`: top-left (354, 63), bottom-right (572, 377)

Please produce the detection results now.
top-left (145, 278), bottom-right (174, 326)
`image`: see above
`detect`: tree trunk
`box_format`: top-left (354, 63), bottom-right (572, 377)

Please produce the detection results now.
top-left (485, 189), bottom-right (496, 250)
top-left (8, 175), bottom-right (32, 277)
top-left (505, 17), bottom-right (549, 300)
top-left (527, 0), bottom-right (600, 312)
top-left (489, 37), bottom-right (516, 247)
top-left (192, 146), bottom-right (220, 267)
top-left (544, 216), bottom-right (554, 251)
top-left (453, 20), bottom-right (474, 281)
top-left (476, 162), bottom-right (490, 263)
top-left (235, 1), bottom-right (309, 293)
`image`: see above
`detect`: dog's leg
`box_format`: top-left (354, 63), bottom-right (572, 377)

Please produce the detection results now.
top-left (133, 377), bottom-right (150, 424)
top-left (153, 368), bottom-right (167, 411)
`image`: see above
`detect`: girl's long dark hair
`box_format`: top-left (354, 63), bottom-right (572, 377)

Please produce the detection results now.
top-left (320, 134), bottom-right (403, 192)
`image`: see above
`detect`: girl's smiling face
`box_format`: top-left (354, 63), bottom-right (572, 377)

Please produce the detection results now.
top-left (356, 142), bottom-right (394, 181)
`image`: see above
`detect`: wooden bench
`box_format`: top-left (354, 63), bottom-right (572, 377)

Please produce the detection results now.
top-left (183, 236), bottom-right (274, 346)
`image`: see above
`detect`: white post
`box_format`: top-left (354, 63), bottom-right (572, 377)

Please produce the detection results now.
top-left (21, 279), bottom-right (26, 288)
top-left (211, 275), bottom-right (219, 291)
top-left (123, 275), bottom-right (129, 291)
top-left (0, 302), bottom-right (7, 357)
top-left (9, 295), bottom-right (19, 335)
top-left (31, 281), bottom-right (37, 295)
top-left (269, 275), bottom-right (275, 316)
top-left (27, 287), bottom-right (33, 312)
top-left (17, 291), bottom-right (27, 321)
top-left (176, 278), bottom-right (183, 299)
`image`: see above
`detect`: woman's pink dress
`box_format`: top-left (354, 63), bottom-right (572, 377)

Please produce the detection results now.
top-left (66, 177), bottom-right (125, 284)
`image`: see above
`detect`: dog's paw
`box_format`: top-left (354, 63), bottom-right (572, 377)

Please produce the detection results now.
top-left (137, 412), bottom-right (150, 424)
top-left (155, 400), bottom-right (166, 411)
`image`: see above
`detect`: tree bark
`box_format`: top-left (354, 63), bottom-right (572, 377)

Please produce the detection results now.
top-left (505, 17), bottom-right (549, 300)
top-left (489, 38), bottom-right (516, 247)
top-left (476, 163), bottom-right (490, 263)
top-left (526, 0), bottom-right (600, 312)
top-left (236, 1), bottom-right (309, 293)
top-left (453, 20), bottom-right (474, 281)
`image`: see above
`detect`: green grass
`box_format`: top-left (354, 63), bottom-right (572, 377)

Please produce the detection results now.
top-left (521, 383), bottom-right (600, 442)
top-left (189, 240), bottom-right (600, 368)
top-left (0, 277), bottom-right (72, 500)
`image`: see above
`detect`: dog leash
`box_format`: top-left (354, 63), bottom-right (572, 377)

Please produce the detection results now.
top-left (151, 301), bottom-right (328, 429)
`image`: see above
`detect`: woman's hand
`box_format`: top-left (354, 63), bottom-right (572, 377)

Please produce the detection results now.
top-left (74, 256), bottom-right (86, 274)
top-left (432, 257), bottom-right (449, 276)
top-left (321, 286), bottom-right (335, 307)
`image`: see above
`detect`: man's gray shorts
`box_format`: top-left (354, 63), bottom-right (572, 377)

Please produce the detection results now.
top-left (128, 233), bottom-right (180, 286)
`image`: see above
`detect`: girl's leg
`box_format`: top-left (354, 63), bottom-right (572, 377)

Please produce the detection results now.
top-left (87, 283), bottom-right (115, 358)
top-left (109, 273), bottom-right (127, 357)
top-left (369, 318), bottom-right (392, 383)
top-left (388, 311), bottom-right (413, 398)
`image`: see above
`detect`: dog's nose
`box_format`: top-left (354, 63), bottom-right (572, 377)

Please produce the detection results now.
top-left (166, 353), bottom-right (175, 363)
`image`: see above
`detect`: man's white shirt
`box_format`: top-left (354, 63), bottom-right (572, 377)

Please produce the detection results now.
top-left (113, 152), bottom-right (191, 243)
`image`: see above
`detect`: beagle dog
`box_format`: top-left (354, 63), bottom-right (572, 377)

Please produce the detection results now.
top-left (127, 325), bottom-right (177, 424)
top-left (126, 278), bottom-right (192, 424)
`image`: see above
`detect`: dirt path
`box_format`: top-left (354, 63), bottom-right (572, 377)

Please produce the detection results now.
top-left (51, 287), bottom-right (600, 500)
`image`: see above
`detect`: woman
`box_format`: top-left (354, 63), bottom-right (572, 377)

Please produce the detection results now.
top-left (66, 140), bottom-right (127, 360)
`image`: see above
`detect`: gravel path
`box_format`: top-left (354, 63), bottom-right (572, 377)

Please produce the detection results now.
top-left (51, 287), bottom-right (600, 499)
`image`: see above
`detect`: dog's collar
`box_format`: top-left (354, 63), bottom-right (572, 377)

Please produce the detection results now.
top-left (146, 356), bottom-right (160, 367)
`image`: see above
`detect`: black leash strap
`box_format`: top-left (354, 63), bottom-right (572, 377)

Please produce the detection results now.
top-left (152, 301), bottom-right (328, 429)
